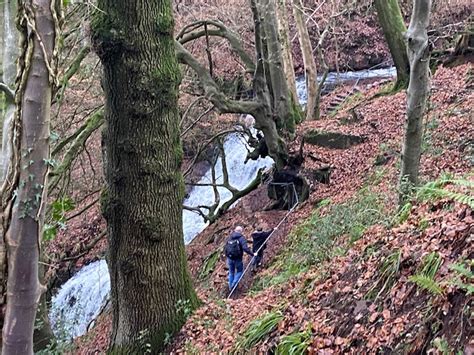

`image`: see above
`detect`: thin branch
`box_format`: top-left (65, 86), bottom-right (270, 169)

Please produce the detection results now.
top-left (59, 230), bottom-right (106, 262)
top-left (183, 205), bottom-right (209, 222)
top-left (207, 168), bottom-right (263, 223)
top-left (204, 22), bottom-right (214, 77)
top-left (181, 106), bottom-right (215, 138)
top-left (52, 105), bottom-right (104, 156)
top-left (218, 140), bottom-right (238, 194)
top-left (180, 96), bottom-right (206, 127)
top-left (66, 196), bottom-right (99, 221)
top-left (183, 128), bottom-right (239, 177)
top-left (209, 156), bottom-right (221, 216)
top-left (189, 182), bottom-right (227, 188)
top-left (49, 109), bottom-right (104, 191)
top-left (54, 44), bottom-right (91, 102)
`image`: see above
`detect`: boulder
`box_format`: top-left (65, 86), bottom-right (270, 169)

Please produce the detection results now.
top-left (304, 130), bottom-right (366, 149)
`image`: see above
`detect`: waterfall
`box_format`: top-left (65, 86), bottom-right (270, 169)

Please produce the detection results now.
top-left (49, 260), bottom-right (110, 339)
top-left (49, 66), bottom-right (396, 339)
top-left (183, 131), bottom-right (273, 244)
top-left (296, 66), bottom-right (396, 105)
top-left (50, 130), bottom-right (273, 338)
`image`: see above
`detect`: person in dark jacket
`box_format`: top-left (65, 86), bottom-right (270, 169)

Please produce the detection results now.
top-left (225, 226), bottom-right (255, 290)
top-left (251, 225), bottom-right (276, 269)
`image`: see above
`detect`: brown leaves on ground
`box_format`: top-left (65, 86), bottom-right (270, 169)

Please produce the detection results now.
top-left (166, 64), bottom-right (473, 353)
top-left (77, 64), bottom-right (473, 354)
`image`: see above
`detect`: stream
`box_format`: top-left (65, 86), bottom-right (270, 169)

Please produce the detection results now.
top-left (48, 66), bottom-right (396, 339)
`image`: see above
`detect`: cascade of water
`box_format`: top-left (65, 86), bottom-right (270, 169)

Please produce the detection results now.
top-left (183, 131), bottom-right (273, 244)
top-left (296, 66), bottom-right (396, 105)
top-left (50, 130), bottom-right (273, 338)
top-left (49, 260), bottom-right (110, 339)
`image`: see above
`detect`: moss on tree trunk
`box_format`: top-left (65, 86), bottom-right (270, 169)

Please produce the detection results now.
top-left (375, 0), bottom-right (410, 90)
top-left (91, 0), bottom-right (197, 351)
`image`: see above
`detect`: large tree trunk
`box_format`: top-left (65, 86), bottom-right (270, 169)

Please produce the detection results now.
top-left (275, 0), bottom-right (298, 105)
top-left (292, 0), bottom-right (319, 120)
top-left (0, 0), bottom-right (18, 337)
top-left (374, 0), bottom-right (410, 90)
top-left (254, 0), bottom-right (298, 134)
top-left (1, 0), bottom-right (18, 180)
top-left (251, 0), bottom-right (290, 169)
top-left (91, 0), bottom-right (198, 351)
top-left (400, 0), bottom-right (432, 198)
top-left (2, 0), bottom-right (56, 353)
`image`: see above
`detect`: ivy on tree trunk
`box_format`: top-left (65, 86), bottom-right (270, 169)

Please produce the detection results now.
top-left (2, 0), bottom-right (57, 353)
top-left (0, 0), bottom-right (18, 339)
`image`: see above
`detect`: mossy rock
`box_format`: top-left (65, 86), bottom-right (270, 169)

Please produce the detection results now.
top-left (304, 130), bottom-right (367, 149)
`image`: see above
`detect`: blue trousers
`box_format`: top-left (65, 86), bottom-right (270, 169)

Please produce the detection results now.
top-left (227, 258), bottom-right (243, 290)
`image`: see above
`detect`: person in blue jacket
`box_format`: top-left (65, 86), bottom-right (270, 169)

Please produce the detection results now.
top-left (224, 226), bottom-right (256, 290)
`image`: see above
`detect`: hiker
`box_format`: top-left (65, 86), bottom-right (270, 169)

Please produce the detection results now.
top-left (251, 225), bottom-right (276, 270)
top-left (224, 226), bottom-right (256, 291)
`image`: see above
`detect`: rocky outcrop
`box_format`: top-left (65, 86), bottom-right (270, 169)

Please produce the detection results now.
top-left (304, 130), bottom-right (367, 149)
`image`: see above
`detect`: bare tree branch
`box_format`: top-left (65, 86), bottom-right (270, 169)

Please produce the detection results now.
top-left (209, 157), bottom-right (221, 217)
top-left (49, 109), bottom-right (104, 191)
top-left (177, 20), bottom-right (255, 72)
top-left (176, 41), bottom-right (261, 115)
top-left (184, 130), bottom-right (265, 224)
top-left (52, 107), bottom-right (104, 156)
top-left (181, 106), bottom-right (215, 138)
top-left (58, 230), bottom-right (106, 263)
top-left (183, 205), bottom-right (209, 222)
top-left (183, 128), bottom-right (241, 178)
top-left (55, 45), bottom-right (91, 102)
top-left (66, 196), bottom-right (100, 221)
top-left (180, 96), bottom-right (206, 127)
top-left (217, 141), bottom-right (238, 194)
top-left (188, 168), bottom-right (264, 224)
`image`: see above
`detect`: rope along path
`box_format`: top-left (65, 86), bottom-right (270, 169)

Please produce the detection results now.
top-left (227, 183), bottom-right (299, 299)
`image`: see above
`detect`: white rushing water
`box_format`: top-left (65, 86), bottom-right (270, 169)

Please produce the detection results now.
top-left (183, 131), bottom-right (273, 244)
top-left (296, 66), bottom-right (396, 105)
top-left (50, 260), bottom-right (110, 339)
top-left (50, 66), bottom-right (396, 339)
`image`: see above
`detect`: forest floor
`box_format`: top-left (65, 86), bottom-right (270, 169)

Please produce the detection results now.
top-left (74, 63), bottom-right (473, 354)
